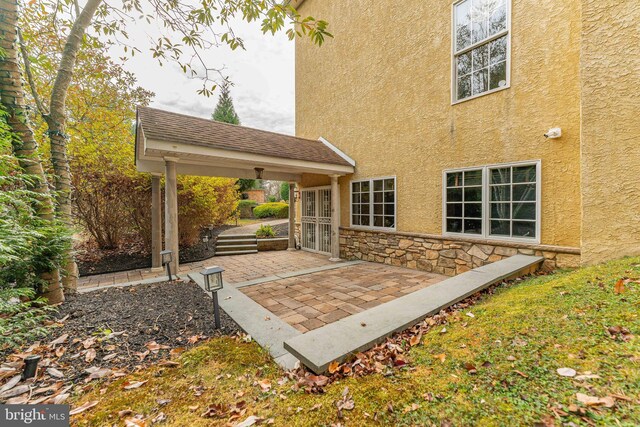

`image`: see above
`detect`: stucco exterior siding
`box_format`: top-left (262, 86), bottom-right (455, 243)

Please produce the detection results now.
top-left (295, 0), bottom-right (582, 249)
top-left (579, 0), bottom-right (640, 264)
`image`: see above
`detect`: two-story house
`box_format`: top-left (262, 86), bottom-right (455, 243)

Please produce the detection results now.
top-left (136, 0), bottom-right (638, 276)
top-left (292, 0), bottom-right (640, 273)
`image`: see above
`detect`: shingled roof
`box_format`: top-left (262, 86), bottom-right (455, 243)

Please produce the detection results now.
top-left (137, 107), bottom-right (352, 167)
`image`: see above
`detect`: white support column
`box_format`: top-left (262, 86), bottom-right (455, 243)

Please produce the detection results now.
top-left (330, 175), bottom-right (341, 261)
top-left (151, 174), bottom-right (163, 272)
top-left (288, 182), bottom-right (297, 250)
top-left (164, 158), bottom-right (179, 273)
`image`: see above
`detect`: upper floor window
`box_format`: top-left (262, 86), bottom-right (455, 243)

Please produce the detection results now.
top-left (351, 177), bottom-right (396, 230)
top-left (443, 161), bottom-right (540, 242)
top-left (453, 0), bottom-right (510, 102)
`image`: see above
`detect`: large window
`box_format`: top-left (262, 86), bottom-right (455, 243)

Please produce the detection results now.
top-left (444, 162), bottom-right (540, 241)
top-left (351, 177), bottom-right (396, 229)
top-left (453, 0), bottom-right (510, 102)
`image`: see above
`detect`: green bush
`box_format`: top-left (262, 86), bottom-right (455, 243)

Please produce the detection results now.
top-left (253, 202), bottom-right (289, 219)
top-left (256, 224), bottom-right (276, 238)
top-left (237, 200), bottom-right (258, 218)
top-left (0, 108), bottom-right (62, 350)
top-left (0, 287), bottom-right (53, 350)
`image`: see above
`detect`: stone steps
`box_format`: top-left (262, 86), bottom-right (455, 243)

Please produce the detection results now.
top-left (214, 234), bottom-right (258, 256)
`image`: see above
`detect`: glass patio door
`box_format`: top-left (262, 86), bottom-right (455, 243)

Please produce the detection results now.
top-left (301, 187), bottom-right (332, 254)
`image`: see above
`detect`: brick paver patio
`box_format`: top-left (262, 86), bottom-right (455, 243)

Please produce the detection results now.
top-left (240, 263), bottom-right (447, 333)
top-left (78, 251), bottom-right (335, 289)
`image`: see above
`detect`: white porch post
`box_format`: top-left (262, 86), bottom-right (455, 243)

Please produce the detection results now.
top-left (288, 182), bottom-right (297, 250)
top-left (151, 174), bottom-right (163, 271)
top-left (330, 175), bottom-right (341, 261)
top-left (164, 158), bottom-right (179, 273)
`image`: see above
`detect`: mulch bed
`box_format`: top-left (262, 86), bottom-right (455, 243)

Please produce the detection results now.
top-left (0, 280), bottom-right (241, 404)
top-left (77, 225), bottom-right (235, 276)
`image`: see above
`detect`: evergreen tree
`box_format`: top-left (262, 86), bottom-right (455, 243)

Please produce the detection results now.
top-left (211, 81), bottom-right (255, 191)
top-left (211, 81), bottom-right (240, 125)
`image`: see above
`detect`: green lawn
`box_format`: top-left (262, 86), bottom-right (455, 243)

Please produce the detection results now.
top-left (224, 218), bottom-right (266, 226)
top-left (72, 257), bottom-right (640, 426)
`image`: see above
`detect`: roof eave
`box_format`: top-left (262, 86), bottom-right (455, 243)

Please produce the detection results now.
top-left (139, 137), bottom-right (355, 177)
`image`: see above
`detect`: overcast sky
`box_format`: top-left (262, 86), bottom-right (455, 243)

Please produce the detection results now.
top-left (116, 17), bottom-right (296, 135)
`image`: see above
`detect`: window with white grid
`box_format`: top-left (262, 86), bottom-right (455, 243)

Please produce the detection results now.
top-left (453, 0), bottom-right (510, 102)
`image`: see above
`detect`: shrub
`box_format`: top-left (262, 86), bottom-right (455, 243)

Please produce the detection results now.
top-left (253, 202), bottom-right (289, 219)
top-left (175, 176), bottom-right (239, 246)
top-left (0, 108), bottom-right (69, 292)
top-left (0, 287), bottom-right (53, 351)
top-left (267, 195), bottom-right (277, 203)
top-left (72, 147), bottom-right (239, 250)
top-left (73, 154), bottom-right (143, 249)
top-left (237, 200), bottom-right (258, 218)
top-left (0, 108), bottom-right (61, 350)
top-left (256, 224), bottom-right (276, 238)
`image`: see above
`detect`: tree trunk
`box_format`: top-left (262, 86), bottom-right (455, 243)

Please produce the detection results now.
top-left (0, 0), bottom-right (64, 304)
top-left (45, 0), bottom-right (103, 293)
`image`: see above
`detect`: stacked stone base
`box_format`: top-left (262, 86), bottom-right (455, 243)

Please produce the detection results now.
top-left (340, 228), bottom-right (580, 276)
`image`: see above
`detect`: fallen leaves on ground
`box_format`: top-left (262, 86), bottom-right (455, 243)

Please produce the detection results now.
top-left (576, 393), bottom-right (615, 408)
top-left (606, 325), bottom-right (633, 342)
top-left (145, 341), bottom-right (170, 353)
top-left (123, 380), bottom-right (147, 390)
top-left (69, 400), bottom-right (99, 415)
top-left (556, 367), bottom-right (577, 377)
top-left (336, 387), bottom-right (355, 419)
top-left (403, 403), bottom-right (420, 413)
top-left (256, 379), bottom-right (272, 392)
top-left (614, 277), bottom-right (639, 294)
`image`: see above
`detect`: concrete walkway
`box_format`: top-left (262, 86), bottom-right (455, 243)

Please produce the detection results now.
top-left (220, 219), bottom-right (289, 236)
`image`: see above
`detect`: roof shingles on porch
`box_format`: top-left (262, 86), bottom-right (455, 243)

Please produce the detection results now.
top-left (136, 106), bottom-right (351, 167)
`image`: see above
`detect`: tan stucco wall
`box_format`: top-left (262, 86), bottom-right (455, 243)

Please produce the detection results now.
top-left (579, 0), bottom-right (640, 264)
top-left (295, 0), bottom-right (582, 248)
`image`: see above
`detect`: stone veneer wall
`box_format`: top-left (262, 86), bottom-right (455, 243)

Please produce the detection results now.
top-left (340, 228), bottom-right (580, 276)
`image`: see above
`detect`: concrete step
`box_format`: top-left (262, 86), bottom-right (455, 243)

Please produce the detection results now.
top-left (217, 234), bottom-right (256, 240)
top-left (214, 249), bottom-right (258, 256)
top-left (284, 255), bottom-right (544, 374)
top-left (216, 238), bottom-right (257, 246)
top-left (215, 244), bottom-right (258, 252)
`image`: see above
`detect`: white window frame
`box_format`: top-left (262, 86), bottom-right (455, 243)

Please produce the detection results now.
top-left (442, 160), bottom-right (541, 243)
top-left (451, 0), bottom-right (512, 104)
top-left (349, 176), bottom-right (397, 231)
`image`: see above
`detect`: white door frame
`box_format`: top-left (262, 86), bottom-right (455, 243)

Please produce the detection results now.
top-left (300, 186), bottom-right (332, 255)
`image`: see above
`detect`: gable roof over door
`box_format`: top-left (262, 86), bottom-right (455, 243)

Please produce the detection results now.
top-left (135, 107), bottom-right (355, 180)
top-left (137, 107), bottom-right (351, 167)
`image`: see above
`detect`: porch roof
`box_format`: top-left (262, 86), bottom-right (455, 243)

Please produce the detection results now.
top-left (135, 107), bottom-right (355, 181)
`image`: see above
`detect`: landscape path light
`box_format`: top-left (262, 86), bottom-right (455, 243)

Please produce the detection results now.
top-left (160, 250), bottom-right (173, 281)
top-left (201, 266), bottom-right (224, 329)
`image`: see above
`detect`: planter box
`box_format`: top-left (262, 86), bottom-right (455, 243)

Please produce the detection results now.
top-left (257, 237), bottom-right (289, 252)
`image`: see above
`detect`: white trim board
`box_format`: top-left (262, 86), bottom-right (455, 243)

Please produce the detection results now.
top-left (319, 137), bottom-right (356, 167)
